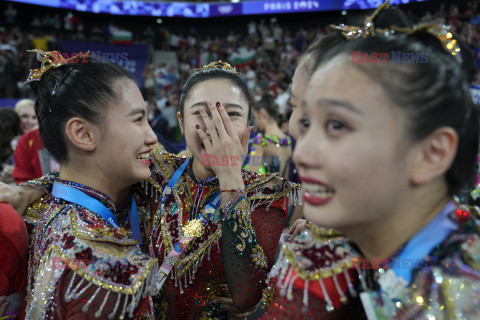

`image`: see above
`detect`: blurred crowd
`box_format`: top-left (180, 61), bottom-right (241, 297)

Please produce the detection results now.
top-left (0, 1), bottom-right (479, 154)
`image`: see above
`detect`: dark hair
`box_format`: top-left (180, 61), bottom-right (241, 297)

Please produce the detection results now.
top-left (179, 65), bottom-right (253, 121)
top-left (320, 34), bottom-right (478, 195)
top-left (27, 55), bottom-right (134, 163)
top-left (299, 7), bottom-right (414, 80)
top-left (0, 108), bottom-right (20, 165)
top-left (253, 93), bottom-right (280, 125)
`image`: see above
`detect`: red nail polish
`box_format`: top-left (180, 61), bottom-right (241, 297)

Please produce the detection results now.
top-left (216, 102), bottom-right (221, 108)
top-left (196, 124), bottom-right (200, 129)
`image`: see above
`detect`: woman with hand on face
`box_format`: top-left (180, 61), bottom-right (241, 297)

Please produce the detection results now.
top-left (0, 61), bottom-right (301, 319)
top-left (247, 94), bottom-right (292, 179)
top-left (22, 50), bottom-right (159, 319)
top-left (148, 61), bottom-right (300, 319)
top-left (266, 7), bottom-right (480, 320)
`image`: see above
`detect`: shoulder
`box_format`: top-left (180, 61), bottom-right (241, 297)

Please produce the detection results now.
top-left (27, 203), bottom-right (157, 319)
top-left (38, 201), bottom-right (141, 249)
top-left (243, 170), bottom-right (301, 210)
top-left (150, 149), bottom-right (188, 183)
top-left (399, 210), bottom-right (480, 318)
top-left (0, 202), bottom-right (20, 221)
top-left (0, 203), bottom-right (29, 255)
top-left (285, 226), bottom-right (359, 278)
top-left (32, 202), bottom-right (158, 296)
top-left (266, 226), bottom-right (360, 300)
top-left (16, 129), bottom-right (41, 149)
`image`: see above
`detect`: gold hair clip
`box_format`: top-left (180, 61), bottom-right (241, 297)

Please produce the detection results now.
top-left (384, 23), bottom-right (463, 62)
top-left (330, 0), bottom-right (390, 39)
top-left (194, 60), bottom-right (244, 76)
top-left (330, 0), bottom-right (462, 63)
top-left (24, 49), bottom-right (90, 84)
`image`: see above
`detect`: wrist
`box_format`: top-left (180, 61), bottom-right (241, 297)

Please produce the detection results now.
top-left (22, 186), bottom-right (43, 204)
top-left (218, 173), bottom-right (244, 190)
top-left (219, 179), bottom-right (244, 191)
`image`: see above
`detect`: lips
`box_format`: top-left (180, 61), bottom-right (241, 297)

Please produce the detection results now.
top-left (136, 150), bottom-right (152, 165)
top-left (300, 175), bottom-right (334, 206)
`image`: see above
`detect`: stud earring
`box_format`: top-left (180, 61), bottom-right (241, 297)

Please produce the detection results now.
top-left (89, 145), bottom-right (93, 149)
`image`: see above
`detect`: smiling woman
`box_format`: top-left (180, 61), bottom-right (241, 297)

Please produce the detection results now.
top-left (147, 61), bottom-right (300, 319)
top-left (291, 16), bottom-right (479, 320)
top-left (21, 50), bottom-right (159, 319)
top-left (263, 2), bottom-right (480, 319)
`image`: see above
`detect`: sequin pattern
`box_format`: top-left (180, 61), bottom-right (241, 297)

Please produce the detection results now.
top-left (148, 151), bottom-right (301, 319)
top-left (263, 207), bottom-right (480, 319)
top-left (24, 179), bottom-right (157, 319)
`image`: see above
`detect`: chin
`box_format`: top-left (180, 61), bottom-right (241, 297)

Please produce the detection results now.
top-left (135, 169), bottom-right (151, 182)
top-left (303, 207), bottom-right (339, 229)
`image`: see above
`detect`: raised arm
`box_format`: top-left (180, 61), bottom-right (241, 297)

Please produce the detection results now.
top-left (221, 189), bottom-right (285, 309)
top-left (0, 180), bottom-right (45, 214)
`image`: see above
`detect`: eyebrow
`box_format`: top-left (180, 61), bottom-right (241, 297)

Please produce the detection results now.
top-left (127, 107), bottom-right (146, 117)
top-left (190, 102), bottom-right (245, 110)
top-left (313, 98), bottom-right (363, 116)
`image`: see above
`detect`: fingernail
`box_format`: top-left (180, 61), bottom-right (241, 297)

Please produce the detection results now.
top-left (196, 124), bottom-right (200, 129)
top-left (216, 102), bottom-right (221, 108)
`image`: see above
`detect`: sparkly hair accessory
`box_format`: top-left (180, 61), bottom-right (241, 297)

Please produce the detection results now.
top-left (330, 0), bottom-right (390, 40)
top-left (24, 49), bottom-right (89, 84)
top-left (194, 61), bottom-right (244, 76)
top-left (330, 0), bottom-right (462, 62)
top-left (382, 23), bottom-right (463, 62)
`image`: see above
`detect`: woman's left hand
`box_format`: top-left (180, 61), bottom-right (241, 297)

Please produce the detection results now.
top-left (197, 100), bottom-right (252, 182)
top-left (215, 284), bottom-right (260, 319)
top-left (287, 219), bottom-right (307, 240)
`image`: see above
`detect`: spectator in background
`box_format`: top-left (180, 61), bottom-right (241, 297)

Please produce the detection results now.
top-left (0, 105), bottom-right (27, 320)
top-left (14, 99), bottom-right (38, 134)
top-left (0, 50), bottom-right (16, 98)
top-left (146, 96), bottom-right (178, 153)
top-left (154, 62), bottom-right (167, 98)
top-left (163, 65), bottom-right (179, 92)
top-left (244, 64), bottom-right (257, 91)
top-left (247, 94), bottom-right (292, 178)
top-left (162, 91), bottom-right (180, 140)
top-left (4, 4), bottom-right (16, 25)
top-left (274, 82), bottom-right (290, 115)
top-left (0, 202), bottom-right (28, 319)
top-left (31, 30), bottom-right (50, 51)
top-left (142, 63), bottom-right (155, 98)
top-left (0, 108), bottom-right (20, 184)
top-left (13, 127), bottom-right (58, 184)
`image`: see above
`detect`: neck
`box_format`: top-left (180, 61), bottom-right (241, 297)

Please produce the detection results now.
top-left (263, 120), bottom-right (283, 136)
top-left (192, 156), bottom-right (215, 181)
top-left (340, 183), bottom-right (450, 261)
top-left (59, 165), bottom-right (131, 206)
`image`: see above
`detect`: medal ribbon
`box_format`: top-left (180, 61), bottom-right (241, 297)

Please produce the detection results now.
top-left (52, 182), bottom-right (142, 244)
top-left (388, 200), bottom-right (457, 284)
top-left (155, 158), bottom-right (221, 291)
top-left (361, 201), bottom-right (458, 320)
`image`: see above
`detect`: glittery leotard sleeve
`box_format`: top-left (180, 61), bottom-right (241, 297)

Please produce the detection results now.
top-left (221, 189), bottom-right (286, 309)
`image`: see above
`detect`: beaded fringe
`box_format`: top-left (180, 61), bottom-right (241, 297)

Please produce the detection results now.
top-left (265, 248), bottom-right (360, 313)
top-left (165, 236), bottom-right (221, 294)
top-left (62, 263), bottom-right (158, 319)
top-left (249, 187), bottom-right (302, 213)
